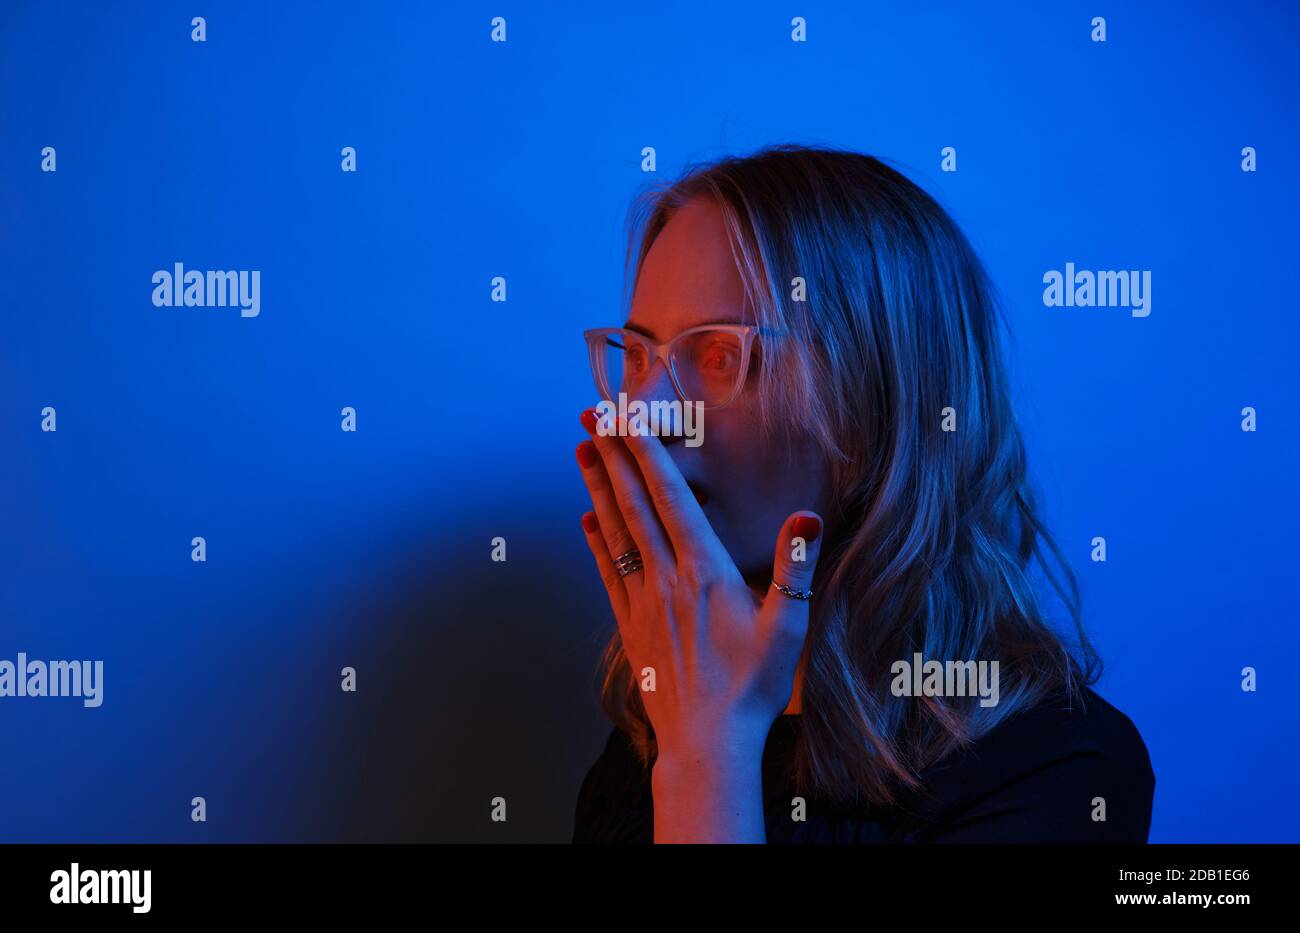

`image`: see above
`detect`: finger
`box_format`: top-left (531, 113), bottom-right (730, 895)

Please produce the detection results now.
top-left (576, 439), bottom-right (645, 595)
top-left (618, 416), bottom-right (726, 564)
top-left (581, 408), bottom-right (674, 570)
top-left (760, 512), bottom-right (824, 637)
top-left (581, 510), bottom-right (630, 625)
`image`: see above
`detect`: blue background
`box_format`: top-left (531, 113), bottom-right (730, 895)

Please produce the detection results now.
top-left (1, 0), bottom-right (1296, 842)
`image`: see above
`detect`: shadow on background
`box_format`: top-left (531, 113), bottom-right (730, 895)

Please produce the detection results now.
top-left (303, 495), bottom-right (616, 842)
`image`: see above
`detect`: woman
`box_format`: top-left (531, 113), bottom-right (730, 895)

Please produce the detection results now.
top-left (571, 145), bottom-right (1154, 844)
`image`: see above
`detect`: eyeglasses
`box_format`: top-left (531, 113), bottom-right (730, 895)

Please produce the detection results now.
top-left (583, 324), bottom-right (769, 412)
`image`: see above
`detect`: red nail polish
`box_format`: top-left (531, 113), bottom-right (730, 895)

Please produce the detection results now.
top-left (576, 440), bottom-right (599, 468)
top-left (792, 515), bottom-right (821, 542)
top-left (580, 409), bottom-right (599, 433)
top-left (582, 512), bottom-right (599, 533)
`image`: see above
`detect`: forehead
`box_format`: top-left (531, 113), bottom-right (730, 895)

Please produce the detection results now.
top-left (626, 196), bottom-right (751, 341)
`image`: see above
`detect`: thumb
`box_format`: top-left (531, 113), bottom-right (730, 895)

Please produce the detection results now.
top-left (764, 511), bottom-right (823, 612)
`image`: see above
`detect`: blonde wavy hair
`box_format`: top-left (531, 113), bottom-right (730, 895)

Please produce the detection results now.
top-left (598, 144), bottom-right (1099, 806)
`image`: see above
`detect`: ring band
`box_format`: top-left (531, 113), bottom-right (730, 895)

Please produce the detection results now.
top-left (614, 549), bottom-right (644, 577)
top-left (773, 581), bottom-right (813, 600)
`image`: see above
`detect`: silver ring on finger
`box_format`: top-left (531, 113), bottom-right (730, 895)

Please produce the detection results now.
top-left (613, 549), bottom-right (644, 577)
top-left (773, 581), bottom-right (813, 600)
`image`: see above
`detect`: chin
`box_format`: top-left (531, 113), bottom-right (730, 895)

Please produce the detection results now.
top-left (706, 509), bottom-right (767, 576)
top-left (728, 544), bottom-right (773, 582)
top-left (711, 527), bottom-right (747, 570)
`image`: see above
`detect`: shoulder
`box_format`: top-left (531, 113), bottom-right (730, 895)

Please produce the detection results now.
top-left (974, 686), bottom-right (1154, 779)
top-left (572, 727), bottom-right (653, 844)
top-left (914, 686), bottom-right (1156, 843)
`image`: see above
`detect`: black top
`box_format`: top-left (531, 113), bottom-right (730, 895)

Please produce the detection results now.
top-left (573, 687), bottom-right (1154, 843)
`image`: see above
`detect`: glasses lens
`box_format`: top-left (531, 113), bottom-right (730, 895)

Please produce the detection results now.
top-left (598, 332), bottom-right (652, 401)
top-left (672, 329), bottom-right (746, 408)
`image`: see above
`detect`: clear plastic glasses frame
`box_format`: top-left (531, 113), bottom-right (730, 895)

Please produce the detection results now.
top-left (583, 323), bottom-right (767, 412)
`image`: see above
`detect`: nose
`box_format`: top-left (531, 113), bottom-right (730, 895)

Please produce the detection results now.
top-left (626, 359), bottom-right (685, 446)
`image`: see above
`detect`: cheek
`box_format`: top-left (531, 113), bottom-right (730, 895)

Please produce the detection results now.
top-left (699, 419), bottom-right (828, 569)
top-left (702, 403), bottom-right (823, 502)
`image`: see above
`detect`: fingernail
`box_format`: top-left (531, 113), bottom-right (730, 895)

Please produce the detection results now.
top-left (576, 440), bottom-right (599, 469)
top-left (581, 512), bottom-right (599, 533)
top-left (580, 409), bottom-right (599, 433)
top-left (792, 515), bottom-right (821, 543)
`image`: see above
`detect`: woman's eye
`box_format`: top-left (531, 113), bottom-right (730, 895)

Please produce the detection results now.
top-left (607, 337), bottom-right (650, 374)
top-left (625, 348), bottom-right (649, 371)
top-left (700, 346), bottom-right (738, 371)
